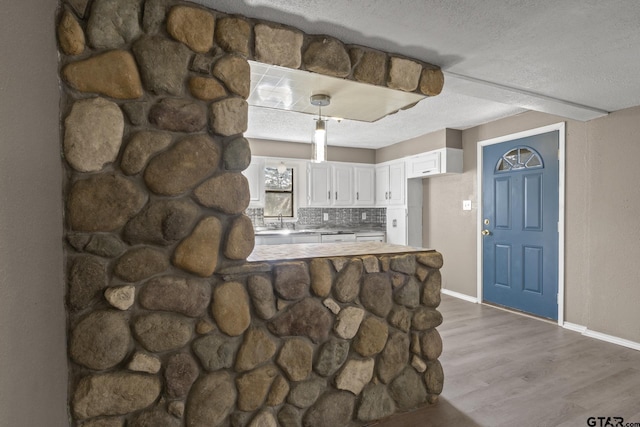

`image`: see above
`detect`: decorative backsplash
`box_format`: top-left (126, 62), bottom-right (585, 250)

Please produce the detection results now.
top-left (298, 207), bottom-right (387, 227)
top-left (246, 207), bottom-right (386, 228)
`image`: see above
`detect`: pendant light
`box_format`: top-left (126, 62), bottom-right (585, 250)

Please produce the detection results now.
top-left (310, 94), bottom-right (330, 163)
top-left (276, 161), bottom-right (287, 174)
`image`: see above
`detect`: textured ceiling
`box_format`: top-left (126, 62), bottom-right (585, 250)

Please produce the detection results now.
top-left (194, 0), bottom-right (640, 148)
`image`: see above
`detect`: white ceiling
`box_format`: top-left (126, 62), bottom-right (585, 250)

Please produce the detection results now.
top-left (194, 0), bottom-right (640, 149)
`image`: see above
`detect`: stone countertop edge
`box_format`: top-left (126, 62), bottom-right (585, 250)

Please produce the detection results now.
top-left (245, 242), bottom-right (434, 263)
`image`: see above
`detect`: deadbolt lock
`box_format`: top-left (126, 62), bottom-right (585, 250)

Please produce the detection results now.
top-left (484, 218), bottom-right (490, 225)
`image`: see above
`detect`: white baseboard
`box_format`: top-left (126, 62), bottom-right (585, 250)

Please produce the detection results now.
top-left (562, 322), bottom-right (587, 333)
top-left (563, 322), bottom-right (640, 352)
top-left (444, 291), bottom-right (640, 352)
top-left (441, 289), bottom-right (479, 304)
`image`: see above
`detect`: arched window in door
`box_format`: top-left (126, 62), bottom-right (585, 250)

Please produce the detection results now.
top-left (496, 146), bottom-right (543, 172)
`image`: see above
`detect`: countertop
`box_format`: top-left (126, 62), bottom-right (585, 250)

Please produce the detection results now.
top-left (248, 242), bottom-right (431, 262)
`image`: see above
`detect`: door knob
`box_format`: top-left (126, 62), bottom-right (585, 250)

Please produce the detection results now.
top-left (481, 229), bottom-right (491, 236)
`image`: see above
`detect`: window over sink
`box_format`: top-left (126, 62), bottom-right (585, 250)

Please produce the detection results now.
top-left (264, 167), bottom-right (294, 218)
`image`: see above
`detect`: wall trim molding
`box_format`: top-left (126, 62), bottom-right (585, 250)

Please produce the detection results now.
top-left (442, 288), bottom-right (479, 304)
top-left (562, 322), bottom-right (587, 333)
top-left (563, 322), bottom-right (640, 352)
top-left (444, 297), bottom-right (640, 352)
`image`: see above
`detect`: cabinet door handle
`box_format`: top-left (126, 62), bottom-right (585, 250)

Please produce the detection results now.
top-left (356, 192), bottom-right (359, 200)
top-left (385, 191), bottom-right (388, 199)
top-left (389, 191), bottom-right (392, 199)
top-left (328, 191), bottom-right (331, 200)
top-left (335, 192), bottom-right (338, 200)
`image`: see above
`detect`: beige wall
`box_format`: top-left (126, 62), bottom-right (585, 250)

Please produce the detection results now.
top-left (584, 107), bottom-right (640, 340)
top-left (249, 138), bottom-right (376, 164)
top-left (424, 108), bottom-right (640, 343)
top-left (0, 1), bottom-right (68, 425)
top-left (376, 128), bottom-right (462, 163)
top-left (2, 4), bottom-right (638, 424)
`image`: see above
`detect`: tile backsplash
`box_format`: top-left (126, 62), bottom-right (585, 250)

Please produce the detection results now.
top-left (246, 207), bottom-right (386, 228)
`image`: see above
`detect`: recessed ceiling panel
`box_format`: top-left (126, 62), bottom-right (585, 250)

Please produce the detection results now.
top-left (249, 61), bottom-right (426, 123)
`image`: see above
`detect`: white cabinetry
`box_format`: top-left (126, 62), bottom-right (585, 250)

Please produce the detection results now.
top-left (354, 166), bottom-right (375, 206)
top-left (386, 207), bottom-right (407, 245)
top-left (255, 235), bottom-right (290, 245)
top-left (332, 164), bottom-right (353, 206)
top-left (355, 233), bottom-right (385, 242)
top-left (308, 163), bottom-right (332, 206)
top-left (292, 234), bottom-right (321, 244)
top-left (308, 163), bottom-right (354, 206)
top-left (375, 162), bottom-right (405, 206)
top-left (320, 233), bottom-right (356, 243)
top-left (242, 158), bottom-right (265, 207)
top-left (406, 148), bottom-right (463, 178)
top-left (255, 234), bottom-right (321, 245)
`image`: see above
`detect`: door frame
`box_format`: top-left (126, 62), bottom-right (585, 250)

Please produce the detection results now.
top-left (476, 122), bottom-right (566, 325)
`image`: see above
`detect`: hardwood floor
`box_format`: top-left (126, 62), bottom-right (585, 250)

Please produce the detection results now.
top-left (370, 295), bottom-right (640, 427)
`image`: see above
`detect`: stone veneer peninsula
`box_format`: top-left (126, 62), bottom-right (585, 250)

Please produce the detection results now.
top-left (58, 0), bottom-right (446, 426)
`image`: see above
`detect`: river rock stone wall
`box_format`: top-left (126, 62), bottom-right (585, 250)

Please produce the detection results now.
top-left (58, 0), bottom-right (445, 426)
top-left (68, 251), bottom-right (444, 426)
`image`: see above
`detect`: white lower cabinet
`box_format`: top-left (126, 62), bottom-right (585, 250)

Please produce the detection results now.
top-left (254, 235), bottom-right (291, 245)
top-left (255, 234), bottom-right (321, 245)
top-left (355, 234), bottom-right (385, 242)
top-left (320, 233), bottom-right (356, 243)
top-left (291, 234), bottom-right (320, 244)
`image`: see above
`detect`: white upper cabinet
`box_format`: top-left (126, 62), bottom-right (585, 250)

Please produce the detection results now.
top-left (354, 166), bottom-right (375, 206)
top-left (308, 162), bottom-right (356, 206)
top-left (376, 161), bottom-right (405, 206)
top-left (332, 164), bottom-right (353, 206)
top-left (242, 158), bottom-right (265, 207)
top-left (307, 163), bottom-right (332, 206)
top-left (388, 162), bottom-right (405, 205)
top-left (375, 164), bottom-right (389, 205)
top-left (406, 148), bottom-right (463, 178)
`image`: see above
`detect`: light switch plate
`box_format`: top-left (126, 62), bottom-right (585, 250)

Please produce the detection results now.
top-left (323, 213), bottom-right (329, 221)
top-left (362, 212), bottom-right (367, 220)
top-left (463, 200), bottom-right (472, 210)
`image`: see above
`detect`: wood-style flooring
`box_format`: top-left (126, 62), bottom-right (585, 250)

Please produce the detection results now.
top-left (370, 295), bottom-right (640, 427)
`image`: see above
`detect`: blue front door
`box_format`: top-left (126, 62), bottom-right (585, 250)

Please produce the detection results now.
top-left (482, 130), bottom-right (559, 320)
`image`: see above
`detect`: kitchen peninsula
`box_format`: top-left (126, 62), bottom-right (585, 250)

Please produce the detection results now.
top-left (213, 241), bottom-right (446, 425)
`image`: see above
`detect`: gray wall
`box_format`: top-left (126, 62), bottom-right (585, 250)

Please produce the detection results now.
top-left (249, 138), bottom-right (377, 164)
top-left (376, 128), bottom-right (462, 163)
top-left (423, 108), bottom-right (640, 343)
top-left (0, 1), bottom-right (68, 426)
top-left (2, 1), bottom-right (639, 423)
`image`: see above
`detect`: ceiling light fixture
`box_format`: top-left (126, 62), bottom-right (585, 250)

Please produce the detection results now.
top-left (310, 94), bottom-right (330, 163)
